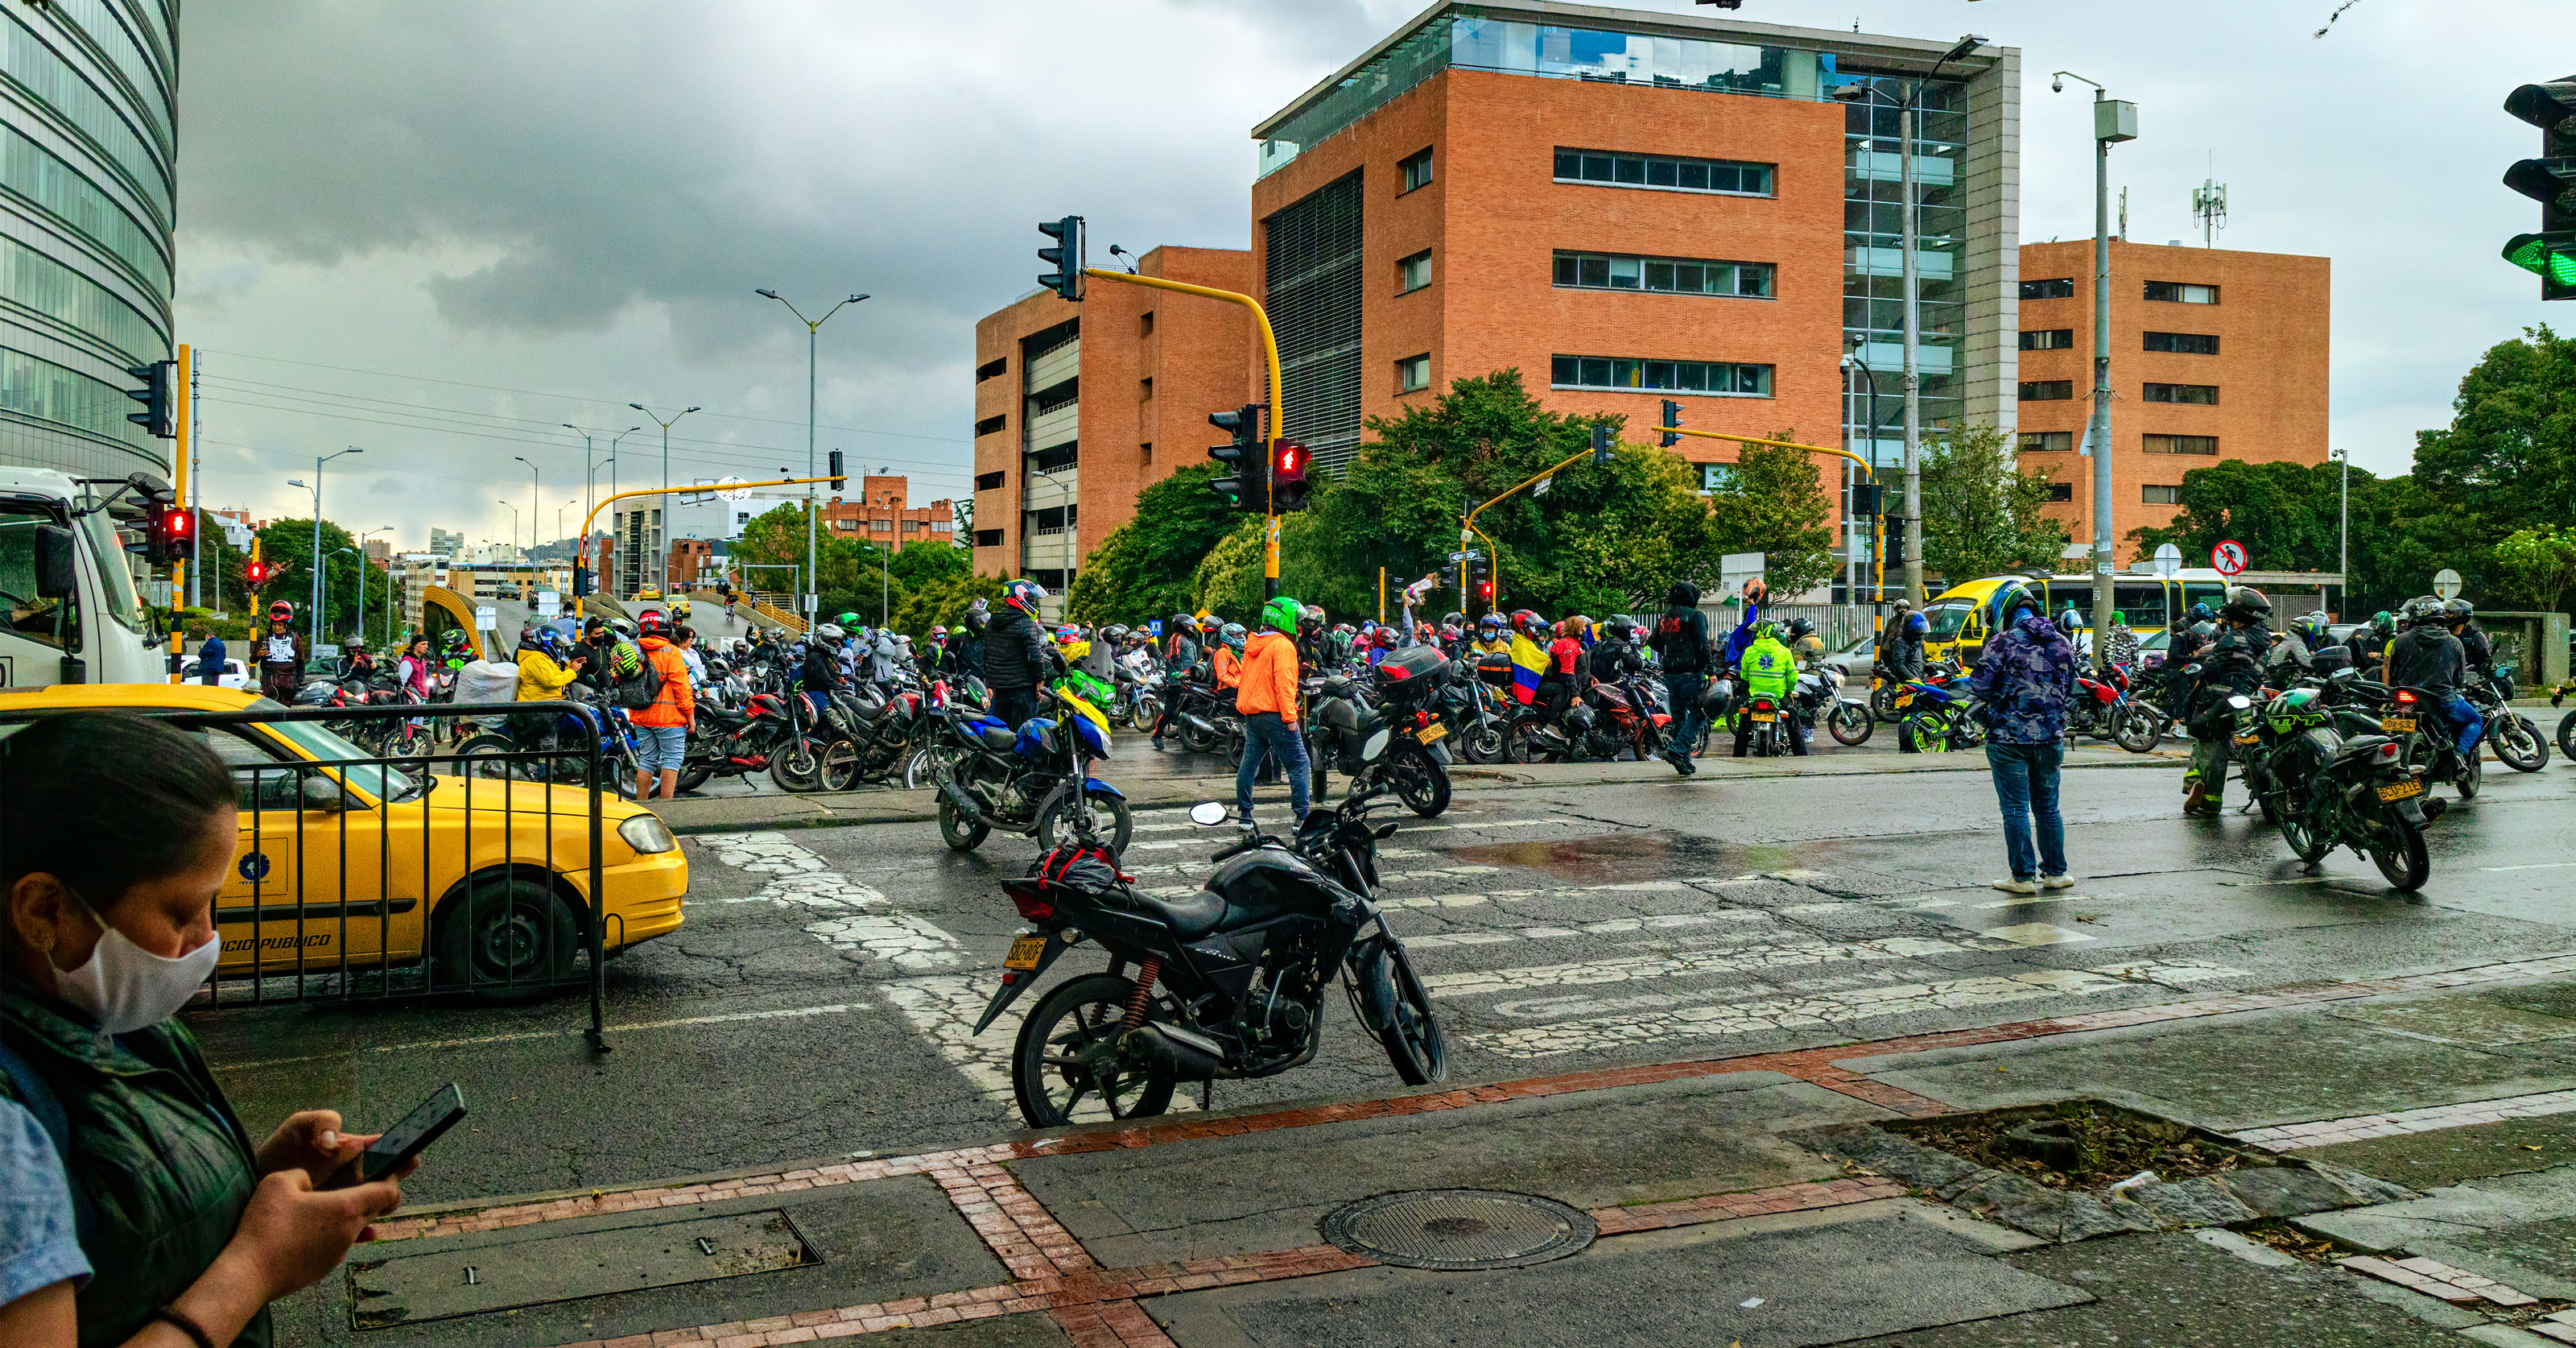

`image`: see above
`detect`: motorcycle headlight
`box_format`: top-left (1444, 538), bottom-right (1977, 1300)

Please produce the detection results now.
top-left (617, 813), bottom-right (679, 854)
top-left (1362, 726), bottom-right (1392, 762)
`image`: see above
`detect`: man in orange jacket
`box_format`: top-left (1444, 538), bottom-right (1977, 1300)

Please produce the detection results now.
top-left (631, 610), bottom-right (697, 801)
top-left (1235, 595), bottom-right (1310, 829)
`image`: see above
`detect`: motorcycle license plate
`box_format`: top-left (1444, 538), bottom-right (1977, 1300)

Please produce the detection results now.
top-left (2381, 717), bottom-right (2415, 734)
top-left (1004, 934), bottom-right (1049, 970)
top-left (1416, 722), bottom-right (1449, 744)
top-left (1751, 712), bottom-right (1776, 722)
top-left (2234, 734), bottom-right (2260, 746)
top-left (2376, 779), bottom-right (2423, 802)
top-left (1894, 693), bottom-right (1913, 708)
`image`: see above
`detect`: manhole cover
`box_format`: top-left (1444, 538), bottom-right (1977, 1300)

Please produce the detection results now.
top-left (1321, 1189), bottom-right (1596, 1271)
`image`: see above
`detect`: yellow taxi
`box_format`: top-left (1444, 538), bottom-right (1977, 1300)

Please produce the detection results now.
top-left (0, 684), bottom-right (687, 996)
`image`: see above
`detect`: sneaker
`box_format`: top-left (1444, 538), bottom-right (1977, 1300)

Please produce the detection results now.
top-left (2039, 873), bottom-right (2075, 890)
top-left (1992, 878), bottom-right (2039, 895)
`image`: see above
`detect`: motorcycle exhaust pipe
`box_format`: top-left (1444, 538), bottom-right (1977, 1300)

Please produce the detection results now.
top-left (1124, 1022), bottom-right (1226, 1079)
top-left (1182, 714), bottom-right (1217, 734)
top-left (937, 779), bottom-right (985, 825)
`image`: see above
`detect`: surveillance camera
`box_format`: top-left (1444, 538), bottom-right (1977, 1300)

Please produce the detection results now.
top-left (2050, 75), bottom-right (2064, 93)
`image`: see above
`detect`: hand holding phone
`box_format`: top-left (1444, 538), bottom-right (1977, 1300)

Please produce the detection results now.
top-left (329, 1084), bottom-right (465, 1188)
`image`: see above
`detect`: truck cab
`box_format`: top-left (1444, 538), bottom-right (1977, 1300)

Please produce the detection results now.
top-left (0, 467), bottom-right (171, 688)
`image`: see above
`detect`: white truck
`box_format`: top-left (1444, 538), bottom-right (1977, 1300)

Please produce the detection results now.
top-left (0, 466), bottom-right (177, 688)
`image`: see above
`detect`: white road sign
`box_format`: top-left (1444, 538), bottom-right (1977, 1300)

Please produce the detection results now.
top-left (2150, 543), bottom-right (2182, 577)
top-left (2434, 568), bottom-right (2462, 599)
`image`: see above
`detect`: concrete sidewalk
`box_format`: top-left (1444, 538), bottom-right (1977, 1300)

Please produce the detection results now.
top-left (647, 742), bottom-right (2187, 835)
top-left (283, 952), bottom-right (2576, 1348)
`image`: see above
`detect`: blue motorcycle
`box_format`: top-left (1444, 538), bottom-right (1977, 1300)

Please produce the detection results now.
top-left (1893, 661), bottom-right (1985, 754)
top-left (932, 684), bottom-right (1131, 858)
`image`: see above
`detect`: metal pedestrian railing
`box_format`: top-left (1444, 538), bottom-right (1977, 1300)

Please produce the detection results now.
top-left (0, 698), bottom-right (634, 1053)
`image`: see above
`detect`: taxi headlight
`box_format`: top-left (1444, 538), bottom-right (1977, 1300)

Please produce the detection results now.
top-left (617, 814), bottom-right (679, 854)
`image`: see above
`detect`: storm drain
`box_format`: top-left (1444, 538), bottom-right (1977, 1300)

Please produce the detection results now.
top-left (1321, 1189), bottom-right (1596, 1271)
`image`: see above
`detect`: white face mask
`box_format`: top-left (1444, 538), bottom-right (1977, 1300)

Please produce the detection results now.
top-left (49, 896), bottom-right (221, 1036)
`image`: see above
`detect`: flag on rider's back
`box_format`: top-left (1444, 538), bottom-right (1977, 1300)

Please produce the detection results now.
top-left (1509, 633), bottom-right (1547, 705)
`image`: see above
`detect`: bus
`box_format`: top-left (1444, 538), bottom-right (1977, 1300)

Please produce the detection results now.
top-left (1920, 571), bottom-right (2233, 665)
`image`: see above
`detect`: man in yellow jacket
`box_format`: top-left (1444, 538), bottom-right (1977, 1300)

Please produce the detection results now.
top-left (1234, 596), bottom-right (1310, 829)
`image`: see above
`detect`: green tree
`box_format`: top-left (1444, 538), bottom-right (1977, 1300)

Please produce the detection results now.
top-left (245, 518), bottom-right (392, 642)
top-left (1918, 424), bottom-right (2066, 584)
top-left (890, 569), bottom-right (1009, 640)
top-left (2126, 461), bottom-right (2458, 618)
top-left (2413, 325), bottom-right (2576, 544)
top-left (1065, 464), bottom-right (1258, 625)
top-left (1704, 440), bottom-right (1836, 598)
top-left (2491, 526), bottom-right (2576, 617)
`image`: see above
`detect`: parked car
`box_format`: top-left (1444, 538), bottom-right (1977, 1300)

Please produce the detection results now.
top-left (180, 655), bottom-right (254, 690)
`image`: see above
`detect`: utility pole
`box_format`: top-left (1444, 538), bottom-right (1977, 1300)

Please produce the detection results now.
top-left (2331, 448), bottom-right (2350, 617)
top-left (2057, 72), bottom-right (2137, 672)
top-left (757, 291), bottom-right (869, 620)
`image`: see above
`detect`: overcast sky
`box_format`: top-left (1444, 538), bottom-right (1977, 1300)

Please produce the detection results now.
top-left (175, 0), bottom-right (2575, 552)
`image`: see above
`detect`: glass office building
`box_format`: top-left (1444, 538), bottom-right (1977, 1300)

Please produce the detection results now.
top-left (0, 0), bottom-right (175, 478)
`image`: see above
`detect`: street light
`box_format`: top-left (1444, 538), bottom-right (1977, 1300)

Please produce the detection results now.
top-left (1833, 34), bottom-right (1984, 606)
top-left (757, 289), bottom-right (869, 620)
top-left (2330, 448), bottom-right (2351, 618)
top-left (497, 500), bottom-right (518, 565)
top-left (565, 424), bottom-right (643, 547)
top-left (302, 446), bottom-right (361, 653)
top-left (630, 403), bottom-right (702, 594)
top-left (513, 454), bottom-right (540, 560)
top-left (2052, 69), bottom-right (2138, 672)
top-left (356, 524), bottom-right (393, 644)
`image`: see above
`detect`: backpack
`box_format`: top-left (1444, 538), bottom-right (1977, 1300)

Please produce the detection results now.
top-left (611, 642), bottom-right (666, 711)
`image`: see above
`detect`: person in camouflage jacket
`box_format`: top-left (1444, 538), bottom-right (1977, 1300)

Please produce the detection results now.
top-left (1970, 603), bottom-right (2080, 892)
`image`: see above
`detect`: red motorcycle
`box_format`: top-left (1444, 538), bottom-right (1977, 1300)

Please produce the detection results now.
top-left (678, 688), bottom-right (798, 794)
top-left (2073, 664), bottom-right (2161, 753)
top-left (1583, 675), bottom-right (1670, 761)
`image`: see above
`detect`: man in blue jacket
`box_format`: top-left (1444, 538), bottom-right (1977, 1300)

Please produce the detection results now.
top-left (1969, 586), bottom-right (2080, 894)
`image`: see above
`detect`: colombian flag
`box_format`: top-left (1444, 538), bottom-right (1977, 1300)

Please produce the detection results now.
top-left (1509, 633), bottom-right (1548, 705)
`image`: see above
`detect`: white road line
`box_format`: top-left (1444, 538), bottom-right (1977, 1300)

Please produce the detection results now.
top-left (882, 974), bottom-right (1196, 1118)
top-left (1462, 960), bottom-right (2244, 1059)
top-left (1406, 909), bottom-right (1774, 949)
top-left (2483, 862), bottom-right (2576, 873)
top-left (222, 1002), bottom-right (869, 1071)
top-left (700, 831), bottom-right (962, 971)
top-left (1424, 936), bottom-right (1969, 999)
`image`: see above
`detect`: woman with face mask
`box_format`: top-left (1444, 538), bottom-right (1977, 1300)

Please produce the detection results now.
top-left (0, 713), bottom-right (414, 1348)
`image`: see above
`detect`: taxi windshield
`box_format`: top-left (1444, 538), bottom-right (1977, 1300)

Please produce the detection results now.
top-left (1922, 602), bottom-right (1975, 641)
top-left (249, 699), bottom-right (426, 801)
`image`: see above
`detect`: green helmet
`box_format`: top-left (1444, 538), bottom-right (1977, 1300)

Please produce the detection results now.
top-left (835, 611), bottom-right (861, 628)
top-left (1261, 594), bottom-right (1302, 632)
top-left (2266, 687), bottom-right (2327, 737)
top-left (1753, 620), bottom-right (1781, 643)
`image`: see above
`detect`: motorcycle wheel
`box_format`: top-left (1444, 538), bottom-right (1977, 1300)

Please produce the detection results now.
top-left (2458, 746), bottom-right (2483, 800)
top-left (1870, 683), bottom-right (1902, 723)
top-left (2493, 713), bottom-right (2548, 771)
top-left (1035, 786), bottom-right (1134, 858)
top-left (1012, 972), bottom-right (1176, 1129)
top-left (1133, 692), bottom-right (1161, 730)
top-left (2278, 804), bottom-right (2332, 864)
top-left (1501, 720), bottom-right (1540, 764)
top-left (1462, 722), bottom-right (1507, 764)
top-left (937, 796), bottom-right (990, 852)
top-left (1355, 941), bottom-right (1447, 1086)
top-left (1388, 743), bottom-right (1451, 817)
top-left (2116, 706), bottom-right (2162, 755)
top-left (1828, 701), bottom-right (1873, 746)
top-left (817, 740), bottom-right (861, 792)
top-left (771, 737), bottom-right (822, 793)
top-left (451, 734), bottom-right (526, 780)
top-left (2367, 817), bottom-right (2431, 892)
top-left (1900, 712), bottom-right (1951, 754)
top-left (2558, 709), bottom-right (2576, 764)
top-left (1179, 717), bottom-right (1218, 754)
top-left (676, 764), bottom-right (713, 795)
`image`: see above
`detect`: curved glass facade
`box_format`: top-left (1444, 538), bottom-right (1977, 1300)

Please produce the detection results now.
top-left (0, 0), bottom-right (174, 478)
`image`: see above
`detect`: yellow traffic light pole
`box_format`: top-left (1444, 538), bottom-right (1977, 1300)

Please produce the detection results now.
top-left (572, 476), bottom-right (844, 619)
top-left (1080, 268), bottom-right (1288, 595)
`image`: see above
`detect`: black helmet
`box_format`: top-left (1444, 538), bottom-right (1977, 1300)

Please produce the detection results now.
top-left (1170, 612), bottom-right (1195, 633)
top-left (2185, 602), bottom-right (2215, 625)
top-left (2401, 595), bottom-right (2446, 625)
top-left (2441, 598), bottom-right (2475, 622)
top-left (1666, 581), bottom-right (1699, 609)
top-left (962, 610), bottom-right (989, 635)
top-left (2219, 586), bottom-right (2270, 625)
top-left (1785, 617), bottom-right (1814, 639)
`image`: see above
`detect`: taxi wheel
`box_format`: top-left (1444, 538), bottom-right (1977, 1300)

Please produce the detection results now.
top-left (433, 877), bottom-right (579, 1003)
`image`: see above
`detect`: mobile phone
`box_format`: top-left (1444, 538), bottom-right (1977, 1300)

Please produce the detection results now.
top-left (337, 1084), bottom-right (466, 1185)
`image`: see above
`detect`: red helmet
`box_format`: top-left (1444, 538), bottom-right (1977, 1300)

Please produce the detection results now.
top-left (267, 599), bottom-right (294, 622)
top-left (1373, 627), bottom-right (1397, 649)
top-left (638, 610), bottom-right (667, 637)
top-left (1511, 609), bottom-right (1544, 635)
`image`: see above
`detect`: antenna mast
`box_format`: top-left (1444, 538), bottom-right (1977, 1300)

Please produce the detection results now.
top-left (2192, 156), bottom-right (2227, 247)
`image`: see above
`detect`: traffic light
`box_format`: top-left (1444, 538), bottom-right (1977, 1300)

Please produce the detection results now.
top-left (1269, 438), bottom-right (1311, 512)
top-left (1851, 483), bottom-right (1885, 517)
top-left (1468, 556), bottom-right (1493, 610)
top-left (2504, 79), bottom-right (2576, 300)
top-left (125, 359), bottom-right (175, 438)
top-left (828, 449), bottom-right (846, 490)
top-left (1589, 422), bottom-right (1614, 465)
top-left (1658, 399), bottom-right (1683, 449)
top-left (1207, 403), bottom-right (1266, 514)
top-left (1038, 216), bottom-right (1086, 302)
top-left (141, 506), bottom-right (189, 564)
top-left (245, 537), bottom-right (266, 586)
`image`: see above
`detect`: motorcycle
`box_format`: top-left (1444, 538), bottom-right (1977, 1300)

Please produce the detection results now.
top-left (1305, 650), bottom-right (1453, 817)
top-left (1583, 672), bottom-right (1671, 761)
top-left (452, 686), bottom-right (646, 798)
top-left (933, 684), bottom-right (1132, 857)
top-left (2071, 664), bottom-right (2161, 753)
top-left (1444, 655), bottom-right (1517, 764)
top-left (1894, 664), bottom-right (1984, 754)
top-left (972, 788), bottom-right (1445, 1127)
top-left (2467, 664), bottom-right (2548, 772)
top-left (675, 686), bottom-right (799, 795)
top-left (2369, 684), bottom-right (2483, 801)
top-left (1798, 664), bottom-right (1872, 747)
top-left (2264, 686), bottom-right (2444, 891)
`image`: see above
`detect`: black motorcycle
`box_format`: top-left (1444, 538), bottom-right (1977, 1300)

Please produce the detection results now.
top-left (1305, 651), bottom-right (1453, 817)
top-left (2264, 686), bottom-right (2445, 891)
top-left (973, 789), bottom-right (1446, 1127)
top-left (2467, 664), bottom-right (2547, 771)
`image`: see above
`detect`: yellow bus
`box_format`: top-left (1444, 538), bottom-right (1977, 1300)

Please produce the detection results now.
top-left (1922, 571), bottom-right (2232, 664)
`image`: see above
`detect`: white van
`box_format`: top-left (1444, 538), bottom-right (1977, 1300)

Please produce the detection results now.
top-left (0, 467), bottom-right (174, 688)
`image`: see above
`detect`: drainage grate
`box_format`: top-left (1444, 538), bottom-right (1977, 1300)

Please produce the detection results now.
top-left (1321, 1189), bottom-right (1596, 1271)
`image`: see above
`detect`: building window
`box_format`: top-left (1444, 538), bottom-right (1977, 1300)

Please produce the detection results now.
top-left (1399, 147), bottom-right (1434, 193)
top-left (976, 358), bottom-right (1007, 381)
top-left (1140, 442), bottom-right (1153, 465)
top-left (974, 414), bottom-right (1005, 436)
top-left (902, 519), bottom-right (919, 531)
top-left (2019, 380), bottom-right (2076, 402)
top-left (2018, 329), bottom-right (2074, 351)
top-left (1396, 354), bottom-right (1430, 393)
top-left (2143, 434), bottom-right (2220, 456)
top-left (871, 519), bottom-right (892, 531)
top-left (2144, 331), bottom-right (2220, 354)
top-left (1030, 378), bottom-right (1079, 416)
top-left (2045, 482), bottom-right (2074, 502)
top-left (1026, 507), bottom-right (1070, 536)
top-left (1700, 464), bottom-right (1738, 494)
top-left (2142, 382), bottom-right (2219, 405)
top-left (1139, 311), bottom-right (1154, 337)
top-left (975, 469), bottom-right (1005, 490)
top-left (2143, 485), bottom-right (2184, 505)
top-left (1025, 569), bottom-right (1069, 590)
top-left (2018, 432), bottom-right (2074, 453)
top-left (1397, 249), bottom-right (1432, 294)
top-left (1029, 441), bottom-right (1077, 473)
top-left (1552, 147), bottom-right (1775, 196)
top-left (1551, 354), bottom-right (1773, 397)
top-left (974, 528), bottom-right (1002, 547)
top-left (1139, 377), bottom-right (1154, 400)
top-left (2021, 278), bottom-right (2077, 300)
top-left (1552, 250), bottom-right (1773, 298)
top-left (2145, 280), bottom-right (2219, 304)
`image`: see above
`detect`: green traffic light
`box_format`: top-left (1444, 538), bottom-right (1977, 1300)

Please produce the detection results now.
top-left (2506, 233), bottom-right (2576, 284)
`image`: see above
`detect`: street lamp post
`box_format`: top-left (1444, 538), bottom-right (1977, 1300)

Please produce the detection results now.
top-left (498, 500), bottom-right (518, 562)
top-left (356, 525), bottom-right (393, 644)
top-left (629, 403), bottom-right (702, 595)
top-left (2054, 71), bottom-right (2138, 672)
top-left (303, 446), bottom-right (361, 654)
top-left (757, 290), bottom-right (869, 620)
top-left (514, 453), bottom-right (540, 558)
top-left (2330, 448), bottom-right (2350, 618)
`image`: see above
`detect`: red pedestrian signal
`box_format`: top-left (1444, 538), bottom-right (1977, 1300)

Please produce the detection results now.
top-left (1270, 438), bottom-right (1311, 512)
top-left (246, 560), bottom-right (267, 585)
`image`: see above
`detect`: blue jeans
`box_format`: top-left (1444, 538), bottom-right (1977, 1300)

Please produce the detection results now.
top-left (1986, 741), bottom-right (2067, 881)
top-left (1236, 712), bottom-right (1311, 823)
top-left (1665, 672), bottom-right (1707, 755)
top-left (2443, 693), bottom-right (2483, 759)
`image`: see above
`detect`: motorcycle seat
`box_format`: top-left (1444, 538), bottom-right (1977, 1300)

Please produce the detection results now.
top-left (2334, 734), bottom-right (2396, 761)
top-left (1136, 888), bottom-right (1227, 939)
top-left (976, 724), bottom-right (1018, 750)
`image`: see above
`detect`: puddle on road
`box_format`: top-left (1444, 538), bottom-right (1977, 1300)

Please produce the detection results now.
top-left (1445, 830), bottom-right (1743, 884)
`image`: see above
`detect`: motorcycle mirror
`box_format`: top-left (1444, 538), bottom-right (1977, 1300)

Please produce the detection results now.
top-left (1187, 801), bottom-right (1231, 827)
top-left (1373, 821), bottom-right (1398, 839)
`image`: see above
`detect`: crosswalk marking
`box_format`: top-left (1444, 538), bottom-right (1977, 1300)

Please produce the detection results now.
top-left (1424, 936), bottom-right (1969, 999)
top-left (699, 831), bottom-right (962, 972)
top-left (1406, 909), bottom-right (1771, 949)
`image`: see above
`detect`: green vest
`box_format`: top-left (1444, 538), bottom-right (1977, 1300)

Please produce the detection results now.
top-left (1743, 637), bottom-right (1797, 699)
top-left (0, 982), bottom-right (266, 1348)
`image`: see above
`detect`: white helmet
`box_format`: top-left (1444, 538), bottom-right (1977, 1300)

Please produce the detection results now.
top-left (815, 623), bottom-right (845, 642)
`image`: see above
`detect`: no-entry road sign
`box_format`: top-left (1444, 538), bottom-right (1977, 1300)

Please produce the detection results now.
top-left (2211, 540), bottom-right (2248, 576)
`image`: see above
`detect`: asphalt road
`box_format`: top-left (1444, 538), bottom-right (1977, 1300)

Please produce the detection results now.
top-left (193, 749), bottom-right (2576, 1209)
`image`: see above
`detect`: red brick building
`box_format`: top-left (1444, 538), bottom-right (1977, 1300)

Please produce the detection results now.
top-left (817, 474), bottom-right (958, 553)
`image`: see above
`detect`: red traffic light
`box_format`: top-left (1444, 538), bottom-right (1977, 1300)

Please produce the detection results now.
top-left (246, 560), bottom-right (266, 585)
top-left (1270, 437), bottom-right (1312, 513)
top-left (163, 508), bottom-right (191, 539)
